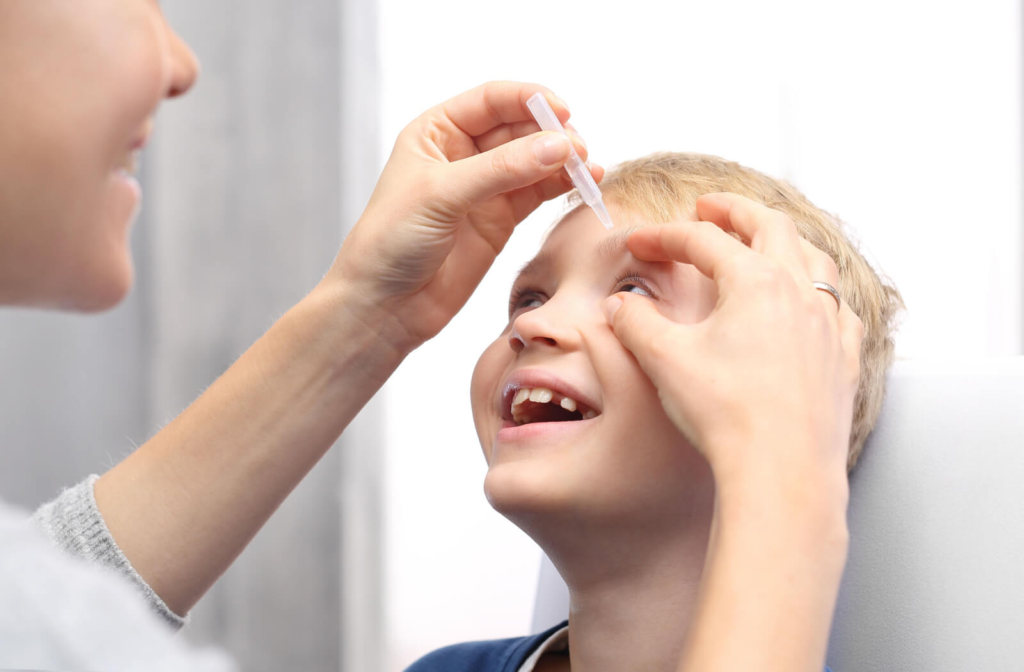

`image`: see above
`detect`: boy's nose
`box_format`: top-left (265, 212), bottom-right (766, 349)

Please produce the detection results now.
top-left (507, 327), bottom-right (557, 353)
top-left (508, 308), bottom-right (574, 353)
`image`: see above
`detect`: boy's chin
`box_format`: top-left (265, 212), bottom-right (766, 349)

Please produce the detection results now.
top-left (483, 462), bottom-right (639, 533)
top-left (483, 463), bottom-right (578, 522)
top-left (483, 456), bottom-right (716, 537)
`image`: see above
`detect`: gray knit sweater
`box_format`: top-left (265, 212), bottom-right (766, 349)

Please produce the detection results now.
top-left (0, 476), bottom-right (236, 671)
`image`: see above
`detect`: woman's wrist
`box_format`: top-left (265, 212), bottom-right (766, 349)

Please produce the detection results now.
top-left (712, 444), bottom-right (851, 554)
top-left (308, 278), bottom-right (417, 382)
top-left (685, 457), bottom-right (849, 672)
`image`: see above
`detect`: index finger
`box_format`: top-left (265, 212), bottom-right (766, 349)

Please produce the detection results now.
top-left (627, 221), bottom-right (760, 283)
top-left (440, 81), bottom-right (570, 139)
top-left (695, 192), bottom-right (809, 283)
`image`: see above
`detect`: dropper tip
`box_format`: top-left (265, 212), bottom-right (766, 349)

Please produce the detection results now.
top-left (592, 200), bottom-right (614, 230)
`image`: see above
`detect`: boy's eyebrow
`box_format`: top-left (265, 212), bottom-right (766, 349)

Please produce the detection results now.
top-left (592, 224), bottom-right (646, 259)
top-left (513, 224), bottom-right (649, 286)
top-left (513, 253), bottom-right (552, 288)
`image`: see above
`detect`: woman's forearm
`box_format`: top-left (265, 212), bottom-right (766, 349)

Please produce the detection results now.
top-left (678, 461), bottom-right (850, 672)
top-left (93, 281), bottom-right (408, 616)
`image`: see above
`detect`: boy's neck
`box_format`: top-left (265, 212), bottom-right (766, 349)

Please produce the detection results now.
top-left (539, 489), bottom-right (715, 672)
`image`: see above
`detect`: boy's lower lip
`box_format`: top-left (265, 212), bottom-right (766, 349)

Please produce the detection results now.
top-left (495, 417), bottom-right (598, 444)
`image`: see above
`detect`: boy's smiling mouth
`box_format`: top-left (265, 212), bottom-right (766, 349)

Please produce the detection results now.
top-left (510, 387), bottom-right (598, 424)
top-left (500, 369), bottom-right (602, 432)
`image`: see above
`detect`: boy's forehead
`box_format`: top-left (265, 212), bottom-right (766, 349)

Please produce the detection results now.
top-left (517, 209), bottom-right (652, 282)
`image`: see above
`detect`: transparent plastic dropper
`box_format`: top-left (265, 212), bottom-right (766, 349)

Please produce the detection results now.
top-left (526, 93), bottom-right (614, 229)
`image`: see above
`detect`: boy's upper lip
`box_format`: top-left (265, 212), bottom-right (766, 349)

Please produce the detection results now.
top-left (500, 368), bottom-right (602, 421)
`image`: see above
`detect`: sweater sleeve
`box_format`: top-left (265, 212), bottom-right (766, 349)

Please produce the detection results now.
top-left (31, 474), bottom-right (186, 630)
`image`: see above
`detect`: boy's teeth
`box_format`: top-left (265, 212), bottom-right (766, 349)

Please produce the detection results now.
top-left (510, 386), bottom-right (594, 422)
top-left (528, 387), bottom-right (553, 403)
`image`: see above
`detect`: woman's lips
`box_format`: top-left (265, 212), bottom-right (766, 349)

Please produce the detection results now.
top-left (130, 124), bottom-right (152, 151)
top-left (111, 167), bottom-right (142, 215)
top-left (116, 149), bottom-right (142, 175)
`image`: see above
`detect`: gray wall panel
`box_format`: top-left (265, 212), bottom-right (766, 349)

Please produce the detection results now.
top-left (152, 2), bottom-right (345, 670)
top-left (0, 1), bottom-right (381, 670)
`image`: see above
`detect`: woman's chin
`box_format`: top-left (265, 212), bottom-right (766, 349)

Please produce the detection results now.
top-left (62, 225), bottom-right (136, 312)
top-left (52, 255), bottom-right (134, 313)
top-left (79, 265), bottom-right (134, 312)
top-left (59, 171), bottom-right (144, 312)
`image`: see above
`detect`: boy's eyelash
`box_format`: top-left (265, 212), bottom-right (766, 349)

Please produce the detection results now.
top-left (508, 270), bottom-right (656, 315)
top-left (613, 270), bottom-right (656, 298)
top-left (508, 285), bottom-right (538, 316)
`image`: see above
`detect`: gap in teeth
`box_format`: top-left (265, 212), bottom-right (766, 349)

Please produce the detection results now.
top-left (511, 386), bottom-right (595, 425)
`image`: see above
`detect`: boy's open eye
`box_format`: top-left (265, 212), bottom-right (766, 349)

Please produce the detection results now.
top-left (613, 271), bottom-right (655, 299)
top-left (508, 271), bottom-right (656, 318)
top-left (508, 286), bottom-right (545, 317)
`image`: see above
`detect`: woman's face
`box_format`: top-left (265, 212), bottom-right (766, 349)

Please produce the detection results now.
top-left (471, 205), bottom-right (719, 540)
top-left (0, 0), bottom-right (198, 311)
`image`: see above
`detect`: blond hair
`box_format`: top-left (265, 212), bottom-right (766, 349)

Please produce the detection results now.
top-left (572, 152), bottom-right (903, 470)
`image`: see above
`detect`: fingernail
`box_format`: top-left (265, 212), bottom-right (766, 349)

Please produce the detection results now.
top-left (603, 296), bottom-right (623, 323)
top-left (555, 95), bottom-right (570, 114)
top-left (534, 133), bottom-right (571, 166)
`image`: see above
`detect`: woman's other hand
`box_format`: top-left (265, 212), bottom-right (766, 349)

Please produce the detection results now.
top-left (603, 193), bottom-right (863, 493)
top-left (328, 81), bottom-right (601, 355)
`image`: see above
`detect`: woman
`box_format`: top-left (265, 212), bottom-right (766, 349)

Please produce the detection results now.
top-left (0, 2), bottom-right (861, 671)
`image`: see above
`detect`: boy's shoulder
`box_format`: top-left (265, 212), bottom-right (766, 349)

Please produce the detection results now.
top-left (404, 622), bottom-right (567, 672)
top-left (403, 621), bottom-right (834, 672)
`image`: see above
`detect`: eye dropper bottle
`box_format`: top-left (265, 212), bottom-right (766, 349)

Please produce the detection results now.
top-left (526, 93), bottom-right (614, 229)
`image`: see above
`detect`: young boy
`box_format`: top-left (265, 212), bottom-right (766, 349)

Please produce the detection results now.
top-left (408, 152), bottom-right (903, 672)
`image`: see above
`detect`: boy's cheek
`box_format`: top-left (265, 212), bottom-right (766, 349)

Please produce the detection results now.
top-left (469, 340), bottom-right (507, 459)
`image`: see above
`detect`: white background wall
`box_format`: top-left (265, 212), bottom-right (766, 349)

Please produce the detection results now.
top-left (376, 1), bottom-right (1022, 670)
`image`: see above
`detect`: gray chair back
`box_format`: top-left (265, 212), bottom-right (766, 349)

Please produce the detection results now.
top-left (532, 359), bottom-right (1024, 670)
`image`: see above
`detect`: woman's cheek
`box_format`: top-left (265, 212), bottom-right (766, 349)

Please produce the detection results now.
top-left (114, 20), bottom-right (170, 129)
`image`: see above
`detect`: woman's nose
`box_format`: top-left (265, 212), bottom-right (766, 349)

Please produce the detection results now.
top-left (165, 28), bottom-right (200, 99)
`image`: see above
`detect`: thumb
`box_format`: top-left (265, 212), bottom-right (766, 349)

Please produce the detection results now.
top-left (603, 294), bottom-right (682, 383)
top-left (445, 132), bottom-right (571, 206)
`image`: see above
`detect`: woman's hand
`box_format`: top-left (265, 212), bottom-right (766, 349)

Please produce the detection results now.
top-left (94, 82), bottom-right (597, 615)
top-left (328, 81), bottom-right (601, 354)
top-left (603, 193), bottom-right (863, 489)
top-left (604, 193), bottom-right (862, 672)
